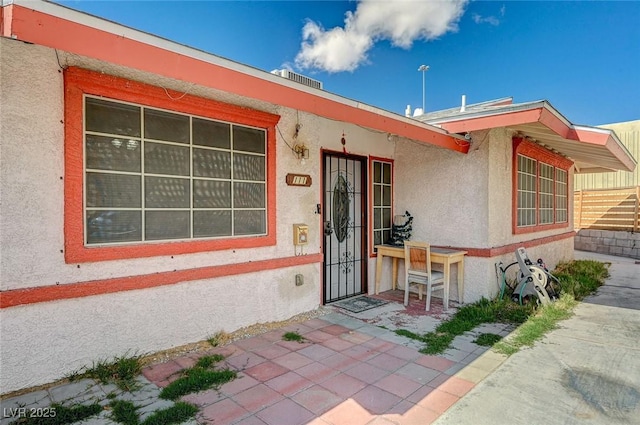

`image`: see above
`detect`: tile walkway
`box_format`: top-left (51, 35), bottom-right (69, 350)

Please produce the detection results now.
top-left (1, 291), bottom-right (513, 425)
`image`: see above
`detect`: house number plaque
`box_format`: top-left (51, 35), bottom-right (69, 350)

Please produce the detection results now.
top-left (286, 173), bottom-right (312, 187)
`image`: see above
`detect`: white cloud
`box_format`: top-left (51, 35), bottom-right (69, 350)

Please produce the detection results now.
top-left (294, 0), bottom-right (468, 73)
top-left (472, 13), bottom-right (500, 26)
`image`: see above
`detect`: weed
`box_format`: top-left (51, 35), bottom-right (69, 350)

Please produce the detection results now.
top-left (282, 331), bottom-right (305, 343)
top-left (206, 331), bottom-right (229, 347)
top-left (554, 260), bottom-right (609, 300)
top-left (110, 400), bottom-right (139, 425)
top-left (159, 355), bottom-right (236, 400)
top-left (15, 403), bottom-right (102, 425)
top-left (142, 402), bottom-right (198, 425)
top-left (474, 333), bottom-right (503, 346)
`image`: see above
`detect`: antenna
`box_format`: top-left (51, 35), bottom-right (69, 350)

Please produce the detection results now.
top-left (418, 65), bottom-right (429, 112)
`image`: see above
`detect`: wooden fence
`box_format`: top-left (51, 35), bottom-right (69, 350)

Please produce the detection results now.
top-left (574, 186), bottom-right (640, 232)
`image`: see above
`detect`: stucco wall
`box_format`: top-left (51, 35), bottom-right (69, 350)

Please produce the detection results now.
top-left (0, 39), bottom-right (334, 393)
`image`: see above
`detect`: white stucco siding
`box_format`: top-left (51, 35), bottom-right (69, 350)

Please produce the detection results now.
top-left (393, 136), bottom-right (489, 248)
top-left (0, 262), bottom-right (320, 393)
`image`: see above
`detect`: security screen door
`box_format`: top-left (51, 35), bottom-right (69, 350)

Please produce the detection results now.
top-left (323, 152), bottom-right (367, 303)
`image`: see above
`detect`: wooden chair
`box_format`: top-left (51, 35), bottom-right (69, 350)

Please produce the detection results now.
top-left (403, 241), bottom-right (447, 311)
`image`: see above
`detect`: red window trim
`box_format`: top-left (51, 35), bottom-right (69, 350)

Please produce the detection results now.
top-left (512, 137), bottom-right (572, 235)
top-left (369, 156), bottom-right (394, 257)
top-left (64, 67), bottom-right (280, 263)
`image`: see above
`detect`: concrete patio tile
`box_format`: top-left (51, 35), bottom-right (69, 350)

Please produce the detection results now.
top-left (443, 362), bottom-right (466, 376)
top-left (366, 352), bottom-right (409, 372)
top-left (297, 344), bottom-right (338, 361)
top-left (351, 385), bottom-right (402, 415)
top-left (225, 352), bottom-right (267, 371)
top-left (137, 399), bottom-right (175, 422)
top-left (340, 330), bottom-right (374, 344)
top-left (436, 376), bottom-right (475, 397)
top-left (305, 330), bottom-right (335, 343)
top-left (264, 371), bottom-right (313, 396)
top-left (281, 323), bottom-right (315, 335)
top-left (260, 329), bottom-right (287, 342)
top-left (255, 398), bottom-right (314, 425)
top-left (341, 344), bottom-right (379, 362)
top-left (198, 398), bottom-right (249, 425)
top-left (233, 416), bottom-right (268, 425)
top-left (47, 379), bottom-right (103, 405)
top-left (319, 337), bottom-right (355, 352)
top-left (467, 350), bottom-right (507, 373)
top-left (319, 373), bottom-right (367, 398)
top-left (233, 336), bottom-right (273, 352)
top-left (373, 373), bottom-right (423, 399)
top-left (383, 403), bottom-right (439, 425)
top-left (450, 337), bottom-right (480, 353)
top-left (415, 388), bottom-right (459, 414)
top-left (219, 374), bottom-right (260, 396)
top-left (414, 355), bottom-right (455, 372)
top-left (294, 362), bottom-right (338, 384)
top-left (459, 351), bottom-right (481, 365)
top-left (441, 348), bottom-right (468, 363)
top-left (0, 390), bottom-right (51, 413)
top-left (302, 318), bottom-right (334, 329)
top-left (395, 363), bottom-right (440, 385)
top-left (141, 360), bottom-right (183, 384)
top-left (453, 365), bottom-right (490, 384)
top-left (174, 355), bottom-right (197, 370)
top-left (274, 339), bottom-right (312, 351)
top-left (321, 352), bottom-right (360, 372)
top-left (291, 385), bottom-right (342, 415)
top-left (344, 362), bottom-right (390, 385)
top-left (233, 384), bottom-right (283, 412)
top-left (360, 338), bottom-right (396, 352)
top-left (405, 384), bottom-right (436, 404)
top-left (206, 344), bottom-right (243, 358)
top-left (181, 388), bottom-right (226, 408)
top-left (426, 373), bottom-right (449, 388)
top-left (357, 326), bottom-right (394, 338)
top-left (271, 351), bottom-right (314, 370)
top-left (319, 398), bottom-right (375, 425)
top-left (384, 345), bottom-right (422, 361)
top-left (243, 361), bottom-right (288, 382)
top-left (320, 324), bottom-right (351, 336)
top-left (250, 344), bottom-right (291, 361)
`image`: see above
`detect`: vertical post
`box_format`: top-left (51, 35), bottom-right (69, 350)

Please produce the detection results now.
top-left (577, 189), bottom-right (583, 229)
top-left (634, 186), bottom-right (639, 232)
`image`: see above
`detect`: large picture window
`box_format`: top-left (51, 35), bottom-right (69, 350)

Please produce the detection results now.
top-left (64, 67), bottom-right (278, 262)
top-left (84, 97), bottom-right (266, 245)
top-left (371, 158), bottom-right (393, 252)
top-left (513, 137), bottom-right (572, 234)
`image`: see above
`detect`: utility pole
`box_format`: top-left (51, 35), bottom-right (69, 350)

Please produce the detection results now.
top-left (418, 64), bottom-right (429, 113)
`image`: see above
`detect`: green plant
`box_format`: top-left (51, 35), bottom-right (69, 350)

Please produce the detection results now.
top-left (206, 331), bottom-right (228, 347)
top-left (110, 399), bottom-right (197, 425)
top-left (81, 353), bottom-right (143, 391)
top-left (473, 333), bottom-right (503, 346)
top-left (554, 260), bottom-right (609, 300)
top-left (14, 403), bottom-right (102, 425)
top-left (159, 356), bottom-right (236, 400)
top-left (282, 331), bottom-right (305, 343)
top-left (110, 400), bottom-right (139, 425)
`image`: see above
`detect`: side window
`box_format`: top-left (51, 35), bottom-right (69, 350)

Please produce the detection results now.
top-left (371, 159), bottom-right (393, 252)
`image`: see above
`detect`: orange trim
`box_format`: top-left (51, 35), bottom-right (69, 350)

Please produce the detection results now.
top-left (64, 67), bottom-right (280, 263)
top-left (368, 156), bottom-right (394, 258)
top-left (8, 5), bottom-right (466, 154)
top-left (512, 137), bottom-right (573, 235)
top-left (439, 109), bottom-right (543, 133)
top-left (0, 253), bottom-right (323, 309)
top-left (436, 231), bottom-right (575, 258)
top-left (1, 4), bottom-right (11, 37)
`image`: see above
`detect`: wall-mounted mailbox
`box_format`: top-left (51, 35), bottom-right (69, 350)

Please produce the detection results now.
top-left (293, 223), bottom-right (309, 246)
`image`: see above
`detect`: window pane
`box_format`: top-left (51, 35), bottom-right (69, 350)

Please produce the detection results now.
top-left (373, 185), bottom-right (381, 206)
top-left (145, 142), bottom-right (190, 176)
top-left (145, 211), bottom-right (190, 240)
top-left (86, 173), bottom-right (141, 208)
top-left (86, 135), bottom-right (141, 172)
top-left (193, 118), bottom-right (230, 148)
top-left (233, 153), bottom-right (265, 181)
top-left (145, 177), bottom-right (190, 208)
top-left (234, 210), bottom-right (266, 235)
top-left (86, 97), bottom-right (140, 137)
top-left (382, 163), bottom-right (391, 184)
top-left (193, 148), bottom-right (231, 179)
top-left (382, 186), bottom-right (391, 205)
top-left (233, 182), bottom-right (265, 208)
top-left (383, 230), bottom-right (391, 244)
top-left (374, 230), bottom-right (381, 246)
top-left (193, 180), bottom-right (231, 208)
top-left (86, 210), bottom-right (141, 244)
top-left (233, 126), bottom-right (265, 153)
top-left (374, 208), bottom-right (381, 228)
top-left (193, 210), bottom-right (232, 237)
top-left (383, 208), bottom-right (391, 228)
top-left (144, 109), bottom-right (189, 144)
top-left (373, 162), bottom-right (381, 183)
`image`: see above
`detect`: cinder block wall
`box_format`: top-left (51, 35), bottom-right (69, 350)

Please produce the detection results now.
top-left (575, 229), bottom-right (640, 259)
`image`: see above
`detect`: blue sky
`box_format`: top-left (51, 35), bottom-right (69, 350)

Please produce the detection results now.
top-left (57, 0), bottom-right (640, 126)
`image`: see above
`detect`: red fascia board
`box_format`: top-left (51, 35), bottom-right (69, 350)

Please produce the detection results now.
top-left (7, 5), bottom-right (466, 154)
top-left (574, 128), bottom-right (636, 172)
top-left (439, 108), bottom-right (544, 133)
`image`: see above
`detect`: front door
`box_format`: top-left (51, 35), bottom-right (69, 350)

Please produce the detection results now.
top-left (323, 152), bottom-right (367, 303)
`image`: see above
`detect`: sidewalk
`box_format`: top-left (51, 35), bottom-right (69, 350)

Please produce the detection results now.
top-left (434, 250), bottom-right (640, 424)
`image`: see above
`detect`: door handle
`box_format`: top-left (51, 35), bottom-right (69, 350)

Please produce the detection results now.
top-left (324, 221), bottom-right (333, 236)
